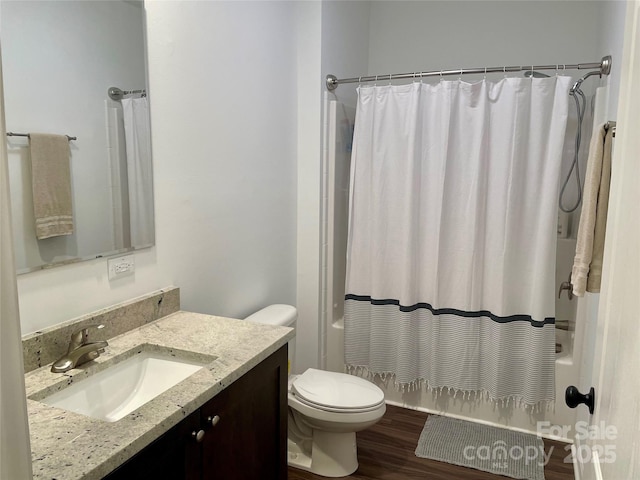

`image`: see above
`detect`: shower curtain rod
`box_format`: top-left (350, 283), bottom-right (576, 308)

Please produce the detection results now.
top-left (107, 86), bottom-right (147, 101)
top-left (326, 55), bottom-right (612, 91)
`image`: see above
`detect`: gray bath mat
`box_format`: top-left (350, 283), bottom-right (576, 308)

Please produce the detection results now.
top-left (415, 415), bottom-right (545, 480)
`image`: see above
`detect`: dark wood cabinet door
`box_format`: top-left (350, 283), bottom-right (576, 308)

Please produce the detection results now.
top-left (103, 410), bottom-right (201, 480)
top-left (200, 346), bottom-right (288, 480)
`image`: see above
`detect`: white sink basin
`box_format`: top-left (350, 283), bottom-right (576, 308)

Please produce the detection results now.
top-left (35, 346), bottom-right (213, 422)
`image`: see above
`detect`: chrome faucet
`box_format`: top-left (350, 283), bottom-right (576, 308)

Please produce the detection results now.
top-left (51, 324), bottom-right (109, 373)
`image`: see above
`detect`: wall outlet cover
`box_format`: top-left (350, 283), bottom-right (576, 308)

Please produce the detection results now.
top-left (108, 255), bottom-right (135, 280)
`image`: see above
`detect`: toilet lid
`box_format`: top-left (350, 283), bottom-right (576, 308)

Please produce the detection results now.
top-left (291, 369), bottom-right (384, 410)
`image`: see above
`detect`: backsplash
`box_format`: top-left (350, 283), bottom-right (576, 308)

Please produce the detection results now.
top-left (22, 287), bottom-right (180, 373)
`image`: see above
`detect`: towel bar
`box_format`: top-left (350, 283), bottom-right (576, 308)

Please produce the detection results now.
top-left (605, 121), bottom-right (616, 138)
top-left (6, 132), bottom-right (76, 141)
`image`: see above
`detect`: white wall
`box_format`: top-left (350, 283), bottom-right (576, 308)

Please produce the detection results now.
top-left (1, 1), bottom-right (145, 272)
top-left (367, 1), bottom-right (603, 74)
top-left (295, 1), bottom-right (323, 374)
top-left (321, 2), bottom-right (371, 109)
top-left (598, 0), bottom-right (627, 120)
top-left (16, 250), bottom-right (166, 335)
top-left (144, 2), bottom-right (298, 318)
top-left (319, 1), bottom-right (370, 372)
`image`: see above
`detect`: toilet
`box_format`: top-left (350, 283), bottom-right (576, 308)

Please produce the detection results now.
top-left (245, 305), bottom-right (386, 477)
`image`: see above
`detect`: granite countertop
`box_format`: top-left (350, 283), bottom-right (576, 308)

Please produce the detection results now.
top-left (25, 311), bottom-right (293, 480)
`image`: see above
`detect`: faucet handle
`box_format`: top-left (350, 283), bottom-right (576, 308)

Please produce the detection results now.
top-left (73, 323), bottom-right (105, 337)
top-left (69, 324), bottom-right (105, 350)
top-left (558, 275), bottom-right (574, 300)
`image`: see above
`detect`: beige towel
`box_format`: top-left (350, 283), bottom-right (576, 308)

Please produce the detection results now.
top-left (571, 124), bottom-right (613, 296)
top-left (30, 133), bottom-right (74, 239)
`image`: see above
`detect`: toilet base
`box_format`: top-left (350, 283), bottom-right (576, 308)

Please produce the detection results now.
top-left (288, 430), bottom-right (358, 477)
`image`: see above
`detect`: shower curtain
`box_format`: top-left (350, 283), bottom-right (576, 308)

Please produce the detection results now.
top-left (122, 96), bottom-right (154, 247)
top-left (344, 76), bottom-right (572, 409)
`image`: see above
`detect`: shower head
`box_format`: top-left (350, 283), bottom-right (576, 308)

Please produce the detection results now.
top-left (523, 71), bottom-right (550, 78)
top-left (570, 70), bottom-right (601, 95)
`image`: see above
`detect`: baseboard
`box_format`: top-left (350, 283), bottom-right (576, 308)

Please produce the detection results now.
top-left (571, 431), bottom-right (606, 480)
top-left (384, 399), bottom-right (573, 443)
top-left (572, 443), bottom-right (581, 480)
top-left (592, 450), bottom-right (604, 480)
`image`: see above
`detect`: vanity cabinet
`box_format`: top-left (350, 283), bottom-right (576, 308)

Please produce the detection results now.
top-left (104, 346), bottom-right (287, 480)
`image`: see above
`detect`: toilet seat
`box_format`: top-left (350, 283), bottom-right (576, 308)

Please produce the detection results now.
top-left (292, 394), bottom-right (384, 413)
top-left (291, 369), bottom-right (385, 413)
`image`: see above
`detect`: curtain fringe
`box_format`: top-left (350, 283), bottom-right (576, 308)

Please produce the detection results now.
top-left (345, 364), bottom-right (555, 414)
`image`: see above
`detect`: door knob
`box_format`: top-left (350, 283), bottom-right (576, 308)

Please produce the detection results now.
top-left (565, 386), bottom-right (595, 414)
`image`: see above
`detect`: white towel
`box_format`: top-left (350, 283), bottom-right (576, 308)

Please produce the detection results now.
top-left (571, 124), bottom-right (613, 296)
top-left (29, 133), bottom-right (74, 239)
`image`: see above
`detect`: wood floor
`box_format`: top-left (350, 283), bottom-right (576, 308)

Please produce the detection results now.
top-left (288, 405), bottom-right (574, 480)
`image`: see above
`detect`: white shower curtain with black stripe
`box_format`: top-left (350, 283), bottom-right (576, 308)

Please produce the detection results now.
top-left (344, 76), bottom-right (572, 409)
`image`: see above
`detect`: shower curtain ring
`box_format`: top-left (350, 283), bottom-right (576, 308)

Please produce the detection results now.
top-left (484, 67), bottom-right (487, 80)
top-left (389, 73), bottom-right (392, 85)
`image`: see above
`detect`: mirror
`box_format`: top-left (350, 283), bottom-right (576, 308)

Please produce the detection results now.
top-left (1, 0), bottom-right (154, 274)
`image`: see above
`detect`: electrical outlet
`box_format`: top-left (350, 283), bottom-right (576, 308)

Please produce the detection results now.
top-left (108, 255), bottom-right (135, 280)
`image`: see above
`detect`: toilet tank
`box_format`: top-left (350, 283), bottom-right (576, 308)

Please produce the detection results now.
top-left (245, 304), bottom-right (297, 374)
